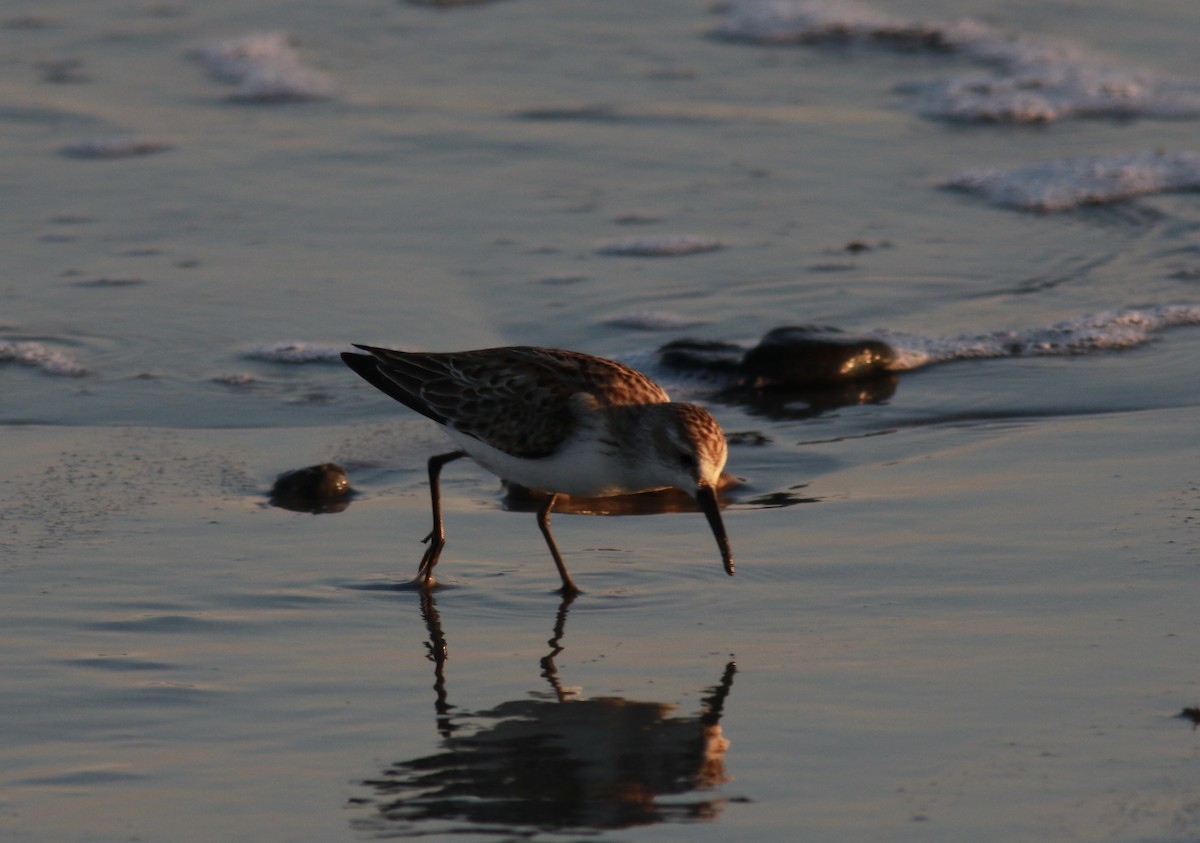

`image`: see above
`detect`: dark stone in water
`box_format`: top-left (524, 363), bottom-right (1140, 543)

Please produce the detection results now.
top-left (740, 325), bottom-right (896, 387)
top-left (658, 326), bottom-right (899, 420)
top-left (1178, 706), bottom-right (1200, 729)
top-left (659, 325), bottom-right (896, 387)
top-left (270, 463), bottom-right (353, 514)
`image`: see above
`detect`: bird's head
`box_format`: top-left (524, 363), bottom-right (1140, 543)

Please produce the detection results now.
top-left (648, 403), bottom-right (735, 577)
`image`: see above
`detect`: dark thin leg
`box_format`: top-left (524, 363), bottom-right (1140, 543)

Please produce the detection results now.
top-left (415, 450), bottom-right (467, 587)
top-left (536, 494), bottom-right (579, 595)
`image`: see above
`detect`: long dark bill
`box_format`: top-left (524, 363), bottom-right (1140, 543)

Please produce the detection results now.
top-left (696, 484), bottom-right (735, 577)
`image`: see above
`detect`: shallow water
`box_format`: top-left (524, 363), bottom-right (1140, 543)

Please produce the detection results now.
top-left (4, 1), bottom-right (1200, 841)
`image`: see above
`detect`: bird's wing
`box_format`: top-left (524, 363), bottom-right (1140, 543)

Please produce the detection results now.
top-left (343, 346), bottom-right (669, 458)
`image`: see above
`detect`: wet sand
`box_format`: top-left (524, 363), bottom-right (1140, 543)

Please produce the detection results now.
top-left (4, 391), bottom-right (1200, 841)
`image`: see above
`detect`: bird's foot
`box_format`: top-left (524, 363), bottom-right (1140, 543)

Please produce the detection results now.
top-left (416, 538), bottom-right (444, 580)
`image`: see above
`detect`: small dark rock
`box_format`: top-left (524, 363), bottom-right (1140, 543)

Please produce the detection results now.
top-left (840, 239), bottom-right (891, 254)
top-left (740, 325), bottom-right (896, 386)
top-left (657, 326), bottom-right (899, 419)
top-left (270, 463), bottom-right (353, 514)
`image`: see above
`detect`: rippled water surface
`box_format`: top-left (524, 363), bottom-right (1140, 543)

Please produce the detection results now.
top-left (4, 1), bottom-right (1200, 841)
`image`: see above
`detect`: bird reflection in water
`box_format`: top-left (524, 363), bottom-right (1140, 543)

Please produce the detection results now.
top-left (351, 592), bottom-right (737, 836)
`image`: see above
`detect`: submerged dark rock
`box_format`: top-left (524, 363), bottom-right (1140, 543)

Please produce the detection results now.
top-left (740, 325), bottom-right (896, 386)
top-left (270, 463), bottom-right (353, 513)
top-left (658, 325), bottom-right (898, 419)
top-left (659, 325), bottom-right (896, 387)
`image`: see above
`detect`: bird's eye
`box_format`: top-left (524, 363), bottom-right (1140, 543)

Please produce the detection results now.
top-left (678, 451), bottom-right (697, 470)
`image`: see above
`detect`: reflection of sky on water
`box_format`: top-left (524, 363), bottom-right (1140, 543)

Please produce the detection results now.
top-left (350, 593), bottom-right (737, 837)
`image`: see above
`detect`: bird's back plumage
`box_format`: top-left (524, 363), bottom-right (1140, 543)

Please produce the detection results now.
top-left (342, 345), bottom-right (671, 459)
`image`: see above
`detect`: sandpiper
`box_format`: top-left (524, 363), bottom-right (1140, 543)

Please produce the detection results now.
top-left (341, 345), bottom-right (735, 594)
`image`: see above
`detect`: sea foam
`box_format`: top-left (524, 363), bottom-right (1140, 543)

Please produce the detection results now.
top-left (874, 305), bottom-right (1200, 370)
top-left (194, 33), bottom-right (335, 102)
top-left (714, 0), bottom-right (1200, 123)
top-left (943, 152), bottom-right (1200, 211)
top-left (243, 341), bottom-right (349, 363)
top-left (0, 340), bottom-right (88, 376)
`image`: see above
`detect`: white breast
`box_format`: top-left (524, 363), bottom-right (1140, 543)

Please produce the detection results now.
top-left (442, 426), bottom-right (669, 498)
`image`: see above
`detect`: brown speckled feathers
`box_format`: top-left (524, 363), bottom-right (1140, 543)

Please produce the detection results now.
top-left (342, 346), bottom-right (671, 458)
